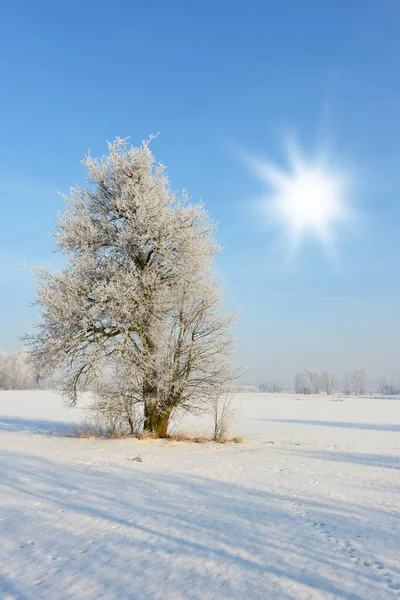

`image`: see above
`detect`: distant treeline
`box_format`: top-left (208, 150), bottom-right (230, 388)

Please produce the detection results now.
top-left (0, 349), bottom-right (37, 390)
top-left (237, 370), bottom-right (400, 396)
top-left (1, 349), bottom-right (399, 397)
top-left (0, 349), bottom-right (53, 390)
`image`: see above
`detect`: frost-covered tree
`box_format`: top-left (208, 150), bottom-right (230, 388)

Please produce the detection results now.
top-left (351, 369), bottom-right (368, 395)
top-left (25, 138), bottom-right (237, 437)
top-left (377, 376), bottom-right (389, 395)
top-left (0, 349), bottom-right (37, 390)
top-left (377, 376), bottom-right (398, 395)
top-left (294, 371), bottom-right (312, 394)
top-left (322, 370), bottom-right (336, 395)
top-left (342, 371), bottom-right (352, 395)
top-left (308, 371), bottom-right (321, 394)
top-left (259, 381), bottom-right (282, 393)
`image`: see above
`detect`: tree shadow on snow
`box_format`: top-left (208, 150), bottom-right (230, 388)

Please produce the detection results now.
top-left (292, 448), bottom-right (400, 470)
top-left (260, 418), bottom-right (400, 433)
top-left (0, 416), bottom-right (71, 435)
top-left (0, 451), bottom-right (397, 600)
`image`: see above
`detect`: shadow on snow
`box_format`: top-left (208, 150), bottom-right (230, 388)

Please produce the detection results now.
top-left (0, 416), bottom-right (71, 435)
top-left (259, 418), bottom-right (400, 433)
top-left (0, 451), bottom-right (396, 600)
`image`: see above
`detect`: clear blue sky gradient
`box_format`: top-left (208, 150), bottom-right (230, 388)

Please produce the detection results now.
top-left (1, 0), bottom-right (400, 382)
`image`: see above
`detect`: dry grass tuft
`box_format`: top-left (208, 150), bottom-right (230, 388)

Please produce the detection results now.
top-left (166, 431), bottom-right (207, 444)
top-left (193, 436), bottom-right (208, 444)
top-left (166, 430), bottom-right (243, 444)
top-left (67, 421), bottom-right (243, 444)
top-left (210, 433), bottom-right (244, 444)
top-left (136, 430), bottom-right (160, 440)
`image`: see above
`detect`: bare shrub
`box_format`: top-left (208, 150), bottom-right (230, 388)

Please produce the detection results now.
top-left (68, 415), bottom-right (130, 439)
top-left (68, 418), bottom-right (102, 438)
top-left (210, 392), bottom-right (237, 442)
top-left (89, 377), bottom-right (144, 436)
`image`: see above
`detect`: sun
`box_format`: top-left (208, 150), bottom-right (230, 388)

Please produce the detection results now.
top-left (249, 141), bottom-right (348, 250)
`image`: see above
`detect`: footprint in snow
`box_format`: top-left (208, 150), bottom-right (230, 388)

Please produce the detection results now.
top-left (293, 502), bottom-right (400, 596)
top-left (387, 581), bottom-right (400, 591)
top-left (20, 540), bottom-right (35, 549)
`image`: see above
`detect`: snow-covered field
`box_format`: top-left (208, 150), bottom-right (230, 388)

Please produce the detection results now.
top-left (0, 391), bottom-right (399, 600)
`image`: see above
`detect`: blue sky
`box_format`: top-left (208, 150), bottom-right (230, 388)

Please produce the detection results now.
top-left (1, 0), bottom-right (400, 383)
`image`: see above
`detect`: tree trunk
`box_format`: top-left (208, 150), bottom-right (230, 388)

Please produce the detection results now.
top-left (143, 402), bottom-right (171, 437)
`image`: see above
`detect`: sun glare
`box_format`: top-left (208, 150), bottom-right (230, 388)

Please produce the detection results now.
top-left (250, 141), bottom-right (348, 250)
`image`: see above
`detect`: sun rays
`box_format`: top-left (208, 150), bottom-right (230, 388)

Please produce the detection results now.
top-left (246, 139), bottom-right (350, 255)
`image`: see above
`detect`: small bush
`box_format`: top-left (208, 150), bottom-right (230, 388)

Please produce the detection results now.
top-left (68, 419), bottom-right (99, 438)
top-left (213, 430), bottom-right (228, 443)
top-left (210, 392), bottom-right (237, 442)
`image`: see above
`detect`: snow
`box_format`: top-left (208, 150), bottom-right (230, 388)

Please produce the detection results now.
top-left (0, 391), bottom-right (399, 600)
